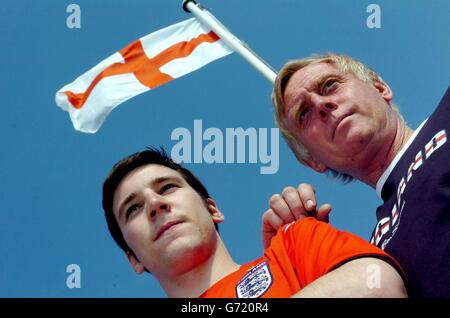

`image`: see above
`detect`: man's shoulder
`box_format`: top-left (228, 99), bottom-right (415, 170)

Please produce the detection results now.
top-left (279, 217), bottom-right (332, 235)
top-left (273, 217), bottom-right (341, 249)
top-left (441, 86), bottom-right (450, 103)
top-left (428, 86), bottom-right (450, 119)
top-left (276, 217), bottom-right (383, 254)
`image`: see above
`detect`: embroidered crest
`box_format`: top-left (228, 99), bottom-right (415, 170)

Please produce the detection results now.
top-left (235, 261), bottom-right (272, 298)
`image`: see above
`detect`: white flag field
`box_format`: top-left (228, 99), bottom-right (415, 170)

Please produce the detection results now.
top-left (55, 17), bottom-right (233, 133)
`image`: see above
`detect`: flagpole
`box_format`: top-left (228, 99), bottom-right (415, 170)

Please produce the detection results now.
top-left (182, 0), bottom-right (277, 83)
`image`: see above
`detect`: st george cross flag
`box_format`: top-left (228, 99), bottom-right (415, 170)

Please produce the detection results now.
top-left (55, 18), bottom-right (233, 133)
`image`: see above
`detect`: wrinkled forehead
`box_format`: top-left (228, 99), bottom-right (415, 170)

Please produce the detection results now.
top-left (283, 62), bottom-right (342, 107)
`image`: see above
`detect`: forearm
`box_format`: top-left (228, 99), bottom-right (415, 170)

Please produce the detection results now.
top-left (292, 258), bottom-right (407, 298)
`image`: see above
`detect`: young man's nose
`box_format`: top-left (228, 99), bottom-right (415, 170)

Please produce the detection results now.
top-left (146, 194), bottom-right (170, 219)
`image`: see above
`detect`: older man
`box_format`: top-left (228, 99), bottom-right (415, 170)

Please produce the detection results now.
top-left (269, 54), bottom-right (450, 298)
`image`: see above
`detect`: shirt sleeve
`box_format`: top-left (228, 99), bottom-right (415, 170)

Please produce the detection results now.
top-left (280, 217), bottom-right (404, 288)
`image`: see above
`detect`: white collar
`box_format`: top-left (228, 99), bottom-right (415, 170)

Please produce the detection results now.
top-left (375, 119), bottom-right (428, 198)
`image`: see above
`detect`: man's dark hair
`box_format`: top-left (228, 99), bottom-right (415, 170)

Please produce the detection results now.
top-left (102, 147), bottom-right (217, 256)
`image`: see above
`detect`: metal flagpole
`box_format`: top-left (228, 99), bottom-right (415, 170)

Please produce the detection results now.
top-left (182, 0), bottom-right (277, 83)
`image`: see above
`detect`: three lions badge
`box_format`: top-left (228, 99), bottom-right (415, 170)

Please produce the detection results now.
top-left (236, 262), bottom-right (273, 298)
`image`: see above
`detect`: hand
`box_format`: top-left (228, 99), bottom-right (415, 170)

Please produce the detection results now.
top-left (262, 183), bottom-right (332, 248)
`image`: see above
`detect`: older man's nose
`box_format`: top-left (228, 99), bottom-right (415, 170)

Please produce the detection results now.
top-left (308, 93), bottom-right (337, 119)
top-left (319, 102), bottom-right (338, 118)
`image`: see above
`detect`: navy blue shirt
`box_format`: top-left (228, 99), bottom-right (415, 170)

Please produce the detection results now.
top-left (370, 87), bottom-right (450, 298)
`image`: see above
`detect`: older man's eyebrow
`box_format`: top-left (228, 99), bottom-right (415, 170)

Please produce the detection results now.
top-left (287, 74), bottom-right (332, 105)
top-left (286, 73), bottom-right (343, 123)
top-left (285, 87), bottom-right (309, 123)
top-left (313, 74), bottom-right (336, 92)
top-left (288, 98), bottom-right (313, 129)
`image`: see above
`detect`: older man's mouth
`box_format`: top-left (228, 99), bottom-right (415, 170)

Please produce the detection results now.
top-left (332, 113), bottom-right (354, 140)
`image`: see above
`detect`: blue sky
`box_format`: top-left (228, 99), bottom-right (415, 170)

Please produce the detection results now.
top-left (0, 0), bottom-right (449, 297)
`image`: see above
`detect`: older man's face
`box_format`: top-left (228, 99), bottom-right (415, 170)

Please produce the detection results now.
top-left (283, 62), bottom-right (394, 173)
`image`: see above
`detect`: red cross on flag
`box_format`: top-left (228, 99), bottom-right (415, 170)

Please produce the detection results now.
top-left (55, 17), bottom-right (233, 133)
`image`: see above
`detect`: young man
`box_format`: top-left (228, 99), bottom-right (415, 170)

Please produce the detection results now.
top-left (102, 148), bottom-right (406, 297)
top-left (271, 53), bottom-right (450, 297)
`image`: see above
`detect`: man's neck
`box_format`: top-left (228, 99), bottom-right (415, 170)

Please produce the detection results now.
top-left (160, 238), bottom-right (240, 298)
top-left (359, 116), bottom-right (413, 188)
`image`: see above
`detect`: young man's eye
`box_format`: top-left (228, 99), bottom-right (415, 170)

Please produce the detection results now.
top-left (126, 204), bottom-right (141, 218)
top-left (160, 183), bottom-right (178, 194)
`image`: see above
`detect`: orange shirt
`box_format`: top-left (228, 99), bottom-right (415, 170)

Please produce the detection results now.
top-left (200, 217), bottom-right (402, 298)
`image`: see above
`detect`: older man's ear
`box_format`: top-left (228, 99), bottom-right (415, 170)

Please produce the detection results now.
top-left (373, 81), bottom-right (393, 103)
top-left (307, 157), bottom-right (327, 173)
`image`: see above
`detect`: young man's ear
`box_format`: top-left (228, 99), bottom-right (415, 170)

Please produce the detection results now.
top-left (126, 251), bottom-right (145, 275)
top-left (206, 198), bottom-right (224, 224)
top-left (373, 80), bottom-right (393, 103)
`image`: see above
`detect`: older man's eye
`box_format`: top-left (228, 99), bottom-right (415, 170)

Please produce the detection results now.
top-left (299, 106), bottom-right (311, 121)
top-left (322, 79), bottom-right (338, 95)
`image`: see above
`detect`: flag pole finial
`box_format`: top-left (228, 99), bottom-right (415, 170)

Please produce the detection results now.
top-left (182, 0), bottom-right (276, 83)
top-left (182, 0), bottom-right (197, 13)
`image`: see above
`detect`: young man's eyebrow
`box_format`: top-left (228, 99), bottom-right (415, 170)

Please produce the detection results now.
top-left (117, 175), bottom-right (184, 220)
top-left (118, 192), bottom-right (137, 220)
top-left (150, 175), bottom-right (184, 188)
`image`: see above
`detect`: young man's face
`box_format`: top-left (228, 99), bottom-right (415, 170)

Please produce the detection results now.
top-left (112, 164), bottom-right (223, 277)
top-left (282, 62), bottom-right (395, 174)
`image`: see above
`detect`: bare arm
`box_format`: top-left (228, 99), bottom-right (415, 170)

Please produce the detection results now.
top-left (263, 184), bottom-right (407, 297)
top-left (292, 257), bottom-right (407, 298)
